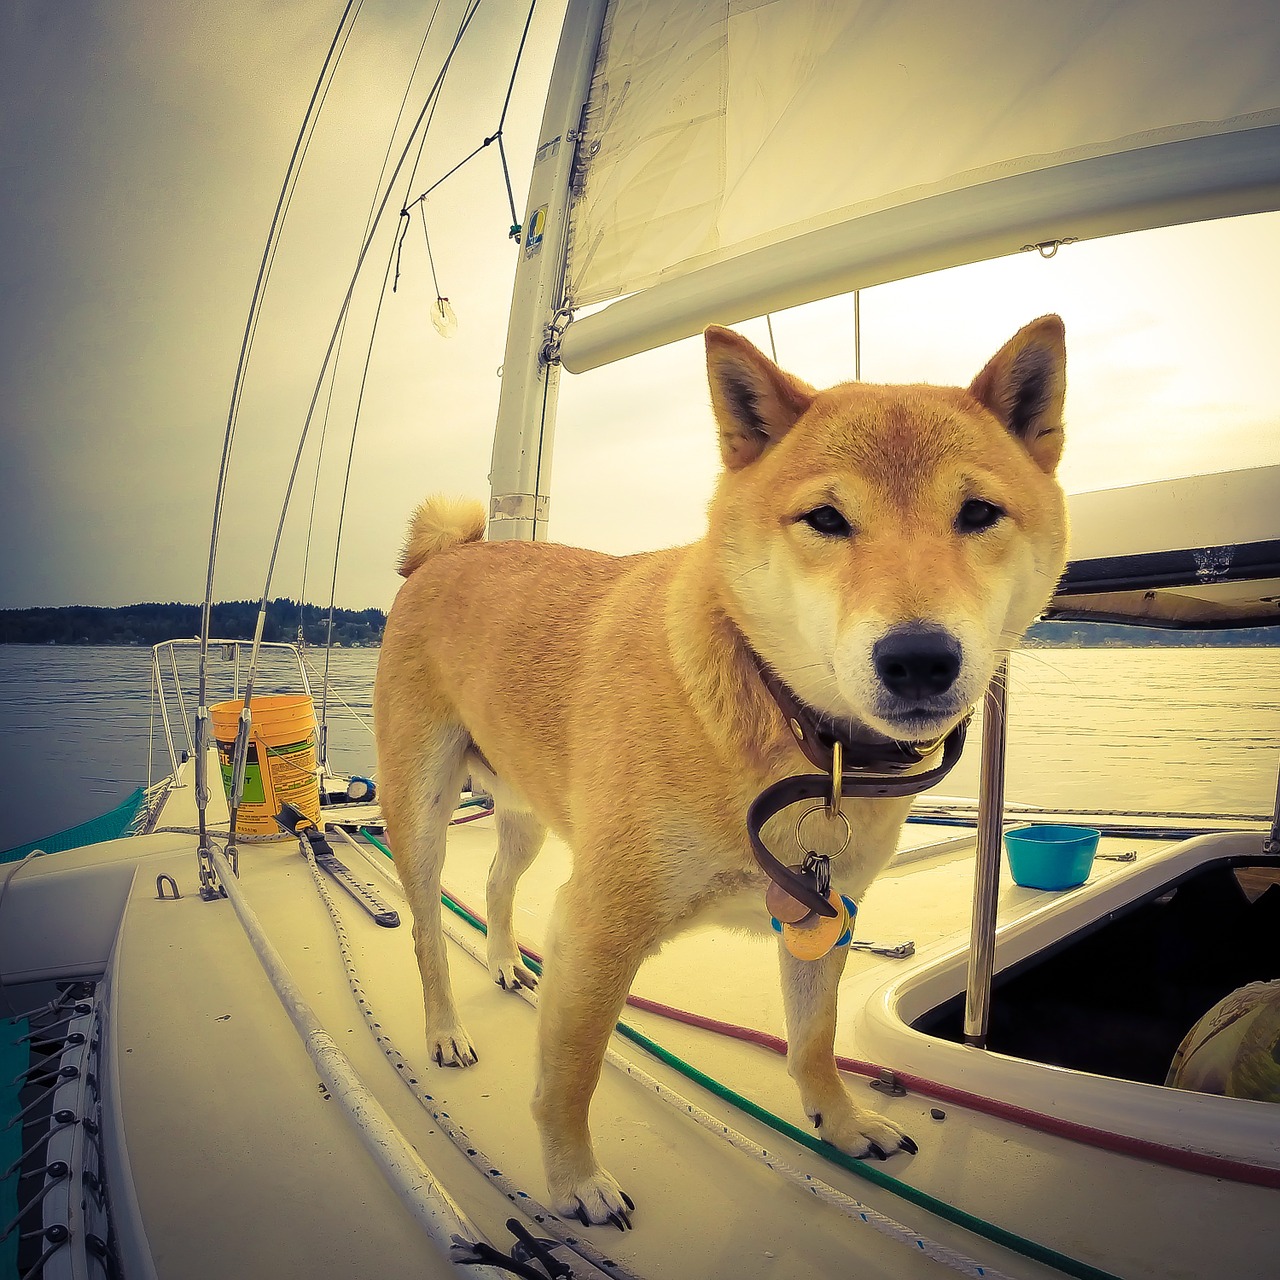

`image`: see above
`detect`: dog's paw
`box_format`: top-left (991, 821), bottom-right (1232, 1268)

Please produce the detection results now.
top-left (490, 956), bottom-right (539, 992)
top-left (552, 1166), bottom-right (635, 1231)
top-left (811, 1102), bottom-right (917, 1161)
top-left (425, 1020), bottom-right (478, 1068)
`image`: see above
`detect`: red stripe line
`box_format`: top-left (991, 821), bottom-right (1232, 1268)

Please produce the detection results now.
top-left (439, 883), bottom-right (1280, 1189)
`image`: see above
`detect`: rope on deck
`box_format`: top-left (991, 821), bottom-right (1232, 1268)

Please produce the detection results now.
top-left (343, 830), bottom-right (1124, 1280)
top-left (300, 839), bottom-right (641, 1280)
top-left (206, 846), bottom-right (507, 1279)
top-left (437, 906), bottom-right (1022, 1280)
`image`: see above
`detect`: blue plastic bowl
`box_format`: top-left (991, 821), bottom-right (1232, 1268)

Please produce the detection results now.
top-left (1003, 824), bottom-right (1101, 890)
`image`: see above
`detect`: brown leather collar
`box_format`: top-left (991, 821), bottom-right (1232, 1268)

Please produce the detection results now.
top-left (750, 648), bottom-right (948, 775)
top-left (746, 647), bottom-right (971, 918)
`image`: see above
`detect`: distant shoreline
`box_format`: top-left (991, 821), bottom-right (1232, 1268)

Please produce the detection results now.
top-left (1, 603), bottom-right (1276, 648)
top-left (1023, 620), bottom-right (1280, 648)
top-left (0, 599), bottom-right (387, 648)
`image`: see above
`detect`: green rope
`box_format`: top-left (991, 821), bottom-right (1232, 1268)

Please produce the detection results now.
top-left (359, 827), bottom-right (393, 858)
top-left (354, 829), bottom-right (1121, 1280)
top-left (610, 1019), bottom-right (1120, 1280)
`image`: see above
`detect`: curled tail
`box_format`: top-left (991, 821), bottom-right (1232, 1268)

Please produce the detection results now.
top-left (397, 496), bottom-right (486, 578)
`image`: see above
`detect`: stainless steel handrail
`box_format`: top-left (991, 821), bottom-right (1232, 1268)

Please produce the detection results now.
top-left (964, 657), bottom-right (1009, 1048)
top-left (148, 639), bottom-right (314, 783)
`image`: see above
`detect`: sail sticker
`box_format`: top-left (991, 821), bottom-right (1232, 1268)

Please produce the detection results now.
top-left (524, 204), bottom-right (548, 259)
top-left (534, 135), bottom-right (560, 166)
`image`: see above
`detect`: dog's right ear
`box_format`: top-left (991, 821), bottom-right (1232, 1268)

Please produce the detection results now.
top-left (969, 315), bottom-right (1067, 475)
top-left (706, 326), bottom-right (814, 471)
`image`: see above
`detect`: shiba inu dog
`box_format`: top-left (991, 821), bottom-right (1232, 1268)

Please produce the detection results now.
top-left (374, 316), bottom-right (1069, 1228)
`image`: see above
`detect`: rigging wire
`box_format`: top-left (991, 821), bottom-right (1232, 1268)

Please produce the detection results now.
top-left (194, 0), bottom-right (363, 876)
top-left (319, 0), bottom-right (542, 749)
top-left (297, 358), bottom-right (343, 646)
top-left (393, 0), bottom-right (481, 298)
top-left (211, 0), bottom-right (542, 842)
top-left (402, 0), bottom-right (539, 234)
top-left (854, 288), bottom-right (862, 381)
top-left (418, 202), bottom-right (443, 298)
top-left (199, 0), bottom-right (363, 666)
top-left (299, 1), bottom-right (446, 763)
top-left (319, 0), bottom-right (469, 761)
top-left (224, 0), bottom-right (486, 844)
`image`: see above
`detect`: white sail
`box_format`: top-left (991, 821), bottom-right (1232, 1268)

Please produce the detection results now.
top-left (559, 0), bottom-right (1280, 370)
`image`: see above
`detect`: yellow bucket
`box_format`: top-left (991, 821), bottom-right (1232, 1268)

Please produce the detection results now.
top-left (210, 694), bottom-right (321, 836)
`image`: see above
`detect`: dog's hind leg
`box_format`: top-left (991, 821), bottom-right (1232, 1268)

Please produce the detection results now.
top-left (382, 722), bottom-right (478, 1068)
top-left (485, 808), bottom-right (545, 991)
top-left (779, 944), bottom-right (917, 1158)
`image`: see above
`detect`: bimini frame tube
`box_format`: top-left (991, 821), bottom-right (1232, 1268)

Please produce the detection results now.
top-left (1265, 755), bottom-right (1280, 856)
top-left (487, 0), bottom-right (608, 543)
top-left (964, 657), bottom-right (1009, 1047)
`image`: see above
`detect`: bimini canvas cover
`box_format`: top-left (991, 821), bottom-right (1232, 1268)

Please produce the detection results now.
top-left (1048, 466), bottom-right (1280, 629)
top-left (560, 0), bottom-right (1280, 371)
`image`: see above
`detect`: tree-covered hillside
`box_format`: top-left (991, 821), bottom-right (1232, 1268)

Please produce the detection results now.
top-left (0, 600), bottom-right (385, 646)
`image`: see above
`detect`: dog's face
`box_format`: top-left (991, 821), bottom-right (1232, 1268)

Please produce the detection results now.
top-left (705, 317), bottom-right (1069, 744)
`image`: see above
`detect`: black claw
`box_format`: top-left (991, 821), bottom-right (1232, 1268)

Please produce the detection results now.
top-left (607, 1211), bottom-right (630, 1232)
top-left (866, 1141), bottom-right (890, 1161)
top-left (573, 1199), bottom-right (591, 1228)
top-left (498, 973), bottom-right (508, 989)
top-left (900, 1134), bottom-right (919, 1155)
top-left (621, 1191), bottom-right (635, 1212)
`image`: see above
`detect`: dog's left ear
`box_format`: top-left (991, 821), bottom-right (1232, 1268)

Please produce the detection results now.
top-left (706, 326), bottom-right (815, 471)
top-left (969, 315), bottom-right (1066, 474)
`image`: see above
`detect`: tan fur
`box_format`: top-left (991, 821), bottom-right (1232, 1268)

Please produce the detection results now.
top-left (397, 496), bottom-right (486, 578)
top-left (374, 317), bottom-right (1070, 1226)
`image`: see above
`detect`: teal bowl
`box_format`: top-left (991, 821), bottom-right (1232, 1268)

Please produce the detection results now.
top-left (1003, 824), bottom-right (1101, 890)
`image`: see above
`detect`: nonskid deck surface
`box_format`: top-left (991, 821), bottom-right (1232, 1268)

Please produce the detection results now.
top-left (7, 797), bottom-right (1276, 1279)
top-left (97, 833), bottom-right (992, 1280)
top-left (432, 818), bottom-right (1278, 1280)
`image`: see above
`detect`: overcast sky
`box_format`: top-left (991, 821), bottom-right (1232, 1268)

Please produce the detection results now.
top-left (3, 1), bottom-right (1278, 613)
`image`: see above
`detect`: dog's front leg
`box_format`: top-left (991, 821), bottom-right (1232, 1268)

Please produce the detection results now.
top-left (779, 943), bottom-right (917, 1159)
top-left (532, 879), bottom-right (649, 1229)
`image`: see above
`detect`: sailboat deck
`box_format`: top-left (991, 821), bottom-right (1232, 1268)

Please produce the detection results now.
top-left (5, 769), bottom-right (1269, 1280)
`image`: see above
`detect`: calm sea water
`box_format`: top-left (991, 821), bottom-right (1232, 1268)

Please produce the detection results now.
top-left (0, 644), bottom-right (1276, 851)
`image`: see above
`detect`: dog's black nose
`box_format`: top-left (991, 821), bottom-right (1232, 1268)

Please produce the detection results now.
top-left (873, 625), bottom-right (962, 700)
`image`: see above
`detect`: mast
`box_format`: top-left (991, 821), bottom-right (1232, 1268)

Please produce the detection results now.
top-left (486, 0), bottom-right (608, 543)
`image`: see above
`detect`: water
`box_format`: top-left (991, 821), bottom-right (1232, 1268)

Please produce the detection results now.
top-left (0, 644), bottom-right (1276, 852)
top-left (0, 645), bottom-right (380, 850)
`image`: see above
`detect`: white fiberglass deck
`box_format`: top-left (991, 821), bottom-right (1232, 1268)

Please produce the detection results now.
top-left (2, 768), bottom-right (1275, 1280)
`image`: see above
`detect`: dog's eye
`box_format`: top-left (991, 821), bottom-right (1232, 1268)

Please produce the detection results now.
top-left (956, 499), bottom-right (1005, 533)
top-left (800, 505), bottom-right (852, 538)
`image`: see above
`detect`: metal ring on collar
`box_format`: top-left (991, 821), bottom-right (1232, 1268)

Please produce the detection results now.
top-left (794, 803), bottom-right (851, 859)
